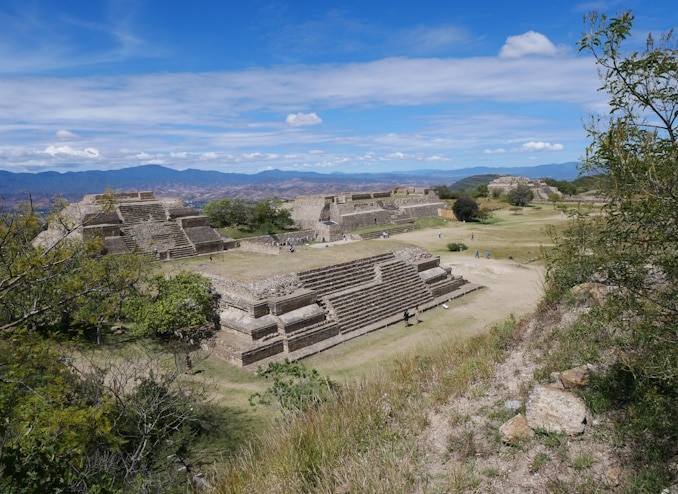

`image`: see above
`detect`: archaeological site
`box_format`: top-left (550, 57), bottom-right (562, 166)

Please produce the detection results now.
top-left (38, 188), bottom-right (481, 367)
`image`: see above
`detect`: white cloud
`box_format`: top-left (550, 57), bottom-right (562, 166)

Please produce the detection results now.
top-left (55, 129), bottom-right (79, 141)
top-left (519, 141), bottom-right (564, 152)
top-left (43, 145), bottom-right (100, 158)
top-left (286, 112), bottom-right (323, 127)
top-left (0, 52), bottom-right (596, 173)
top-left (499, 31), bottom-right (558, 58)
top-left (484, 148), bottom-right (506, 154)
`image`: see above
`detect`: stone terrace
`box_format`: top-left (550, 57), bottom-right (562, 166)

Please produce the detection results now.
top-left (212, 249), bottom-right (483, 368)
top-left (73, 191), bottom-right (226, 260)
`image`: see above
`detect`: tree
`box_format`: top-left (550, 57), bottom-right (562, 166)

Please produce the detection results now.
top-left (204, 197), bottom-right (293, 233)
top-left (203, 198), bottom-right (251, 229)
top-left (506, 184), bottom-right (534, 207)
top-left (472, 183), bottom-right (489, 198)
top-left (0, 197), bottom-right (148, 338)
top-left (547, 10), bottom-right (677, 477)
top-left (452, 195), bottom-right (479, 222)
top-left (547, 193), bottom-right (563, 209)
top-left (126, 271), bottom-right (217, 341)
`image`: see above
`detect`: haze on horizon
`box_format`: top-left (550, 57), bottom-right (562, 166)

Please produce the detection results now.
top-left (1, 1), bottom-right (676, 175)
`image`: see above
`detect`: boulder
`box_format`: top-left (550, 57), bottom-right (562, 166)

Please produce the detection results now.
top-left (500, 414), bottom-right (534, 444)
top-left (559, 364), bottom-right (592, 389)
top-left (525, 385), bottom-right (588, 435)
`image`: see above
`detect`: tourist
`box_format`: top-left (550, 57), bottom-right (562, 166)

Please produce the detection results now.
top-left (485, 249), bottom-right (490, 259)
top-left (403, 309), bottom-right (411, 327)
top-left (438, 230), bottom-right (442, 239)
top-left (414, 306), bottom-right (421, 323)
top-left (471, 232), bottom-right (474, 241)
top-left (475, 249), bottom-right (479, 258)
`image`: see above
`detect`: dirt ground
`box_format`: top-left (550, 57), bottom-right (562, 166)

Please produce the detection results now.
top-left (302, 229), bottom-right (547, 380)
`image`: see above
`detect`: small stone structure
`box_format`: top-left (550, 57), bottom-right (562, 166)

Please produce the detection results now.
top-left (211, 247), bottom-right (483, 368)
top-left (35, 191), bottom-right (226, 260)
top-left (488, 176), bottom-right (561, 202)
top-left (291, 187), bottom-right (445, 242)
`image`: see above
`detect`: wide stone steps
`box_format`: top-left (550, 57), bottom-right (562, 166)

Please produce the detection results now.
top-left (359, 223), bottom-right (420, 239)
top-left (325, 259), bottom-right (434, 333)
top-left (297, 252), bottom-right (395, 300)
top-left (170, 245), bottom-right (197, 259)
top-left (118, 203), bottom-right (167, 224)
top-left (428, 277), bottom-right (468, 297)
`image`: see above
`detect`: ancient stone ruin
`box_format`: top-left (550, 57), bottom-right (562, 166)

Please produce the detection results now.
top-left (35, 191), bottom-right (226, 260)
top-left (210, 247), bottom-right (482, 368)
top-left (291, 187), bottom-right (445, 242)
top-left (487, 176), bottom-right (561, 202)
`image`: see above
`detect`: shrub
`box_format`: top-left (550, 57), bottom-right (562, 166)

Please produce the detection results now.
top-left (447, 242), bottom-right (468, 252)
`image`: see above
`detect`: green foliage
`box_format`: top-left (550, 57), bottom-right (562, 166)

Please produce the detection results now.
top-left (204, 196), bottom-right (293, 233)
top-left (0, 336), bottom-right (211, 493)
top-left (472, 183), bottom-right (489, 198)
top-left (433, 184), bottom-right (459, 200)
top-left (544, 10), bottom-right (678, 483)
top-left (0, 197), bottom-right (148, 338)
top-left (126, 271), bottom-right (216, 340)
top-left (452, 195), bottom-right (479, 222)
top-left (447, 242), bottom-right (468, 252)
top-left (506, 184), bottom-right (534, 207)
top-left (249, 359), bottom-right (338, 420)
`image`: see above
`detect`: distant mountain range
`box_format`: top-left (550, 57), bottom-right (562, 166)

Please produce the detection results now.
top-left (0, 162), bottom-right (581, 208)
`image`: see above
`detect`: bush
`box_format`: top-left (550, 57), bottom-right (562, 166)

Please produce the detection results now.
top-left (447, 242), bottom-right (467, 252)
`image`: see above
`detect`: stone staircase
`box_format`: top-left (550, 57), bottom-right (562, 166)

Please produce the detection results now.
top-left (324, 258), bottom-right (434, 333)
top-left (121, 234), bottom-right (138, 253)
top-left (297, 252), bottom-right (395, 302)
top-left (359, 223), bottom-right (420, 239)
top-left (118, 203), bottom-right (167, 224)
top-left (119, 223), bottom-right (196, 259)
top-left (166, 223), bottom-right (197, 258)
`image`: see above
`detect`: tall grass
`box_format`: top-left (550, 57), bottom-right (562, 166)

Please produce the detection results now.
top-left (213, 316), bottom-right (519, 493)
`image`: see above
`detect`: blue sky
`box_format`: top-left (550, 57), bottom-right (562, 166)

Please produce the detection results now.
top-left (1, 1), bottom-right (676, 175)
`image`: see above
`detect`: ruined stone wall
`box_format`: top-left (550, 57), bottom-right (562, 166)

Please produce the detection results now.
top-left (291, 195), bottom-right (332, 229)
top-left (393, 196), bottom-right (442, 207)
top-left (339, 210), bottom-right (393, 231)
top-left (239, 230), bottom-right (316, 254)
top-left (83, 224), bottom-right (121, 240)
top-left (178, 216), bottom-right (211, 228)
top-left (397, 203), bottom-right (443, 219)
top-left (314, 222), bottom-right (342, 242)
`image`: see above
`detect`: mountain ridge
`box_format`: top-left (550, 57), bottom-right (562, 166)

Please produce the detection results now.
top-left (0, 162), bottom-right (580, 207)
